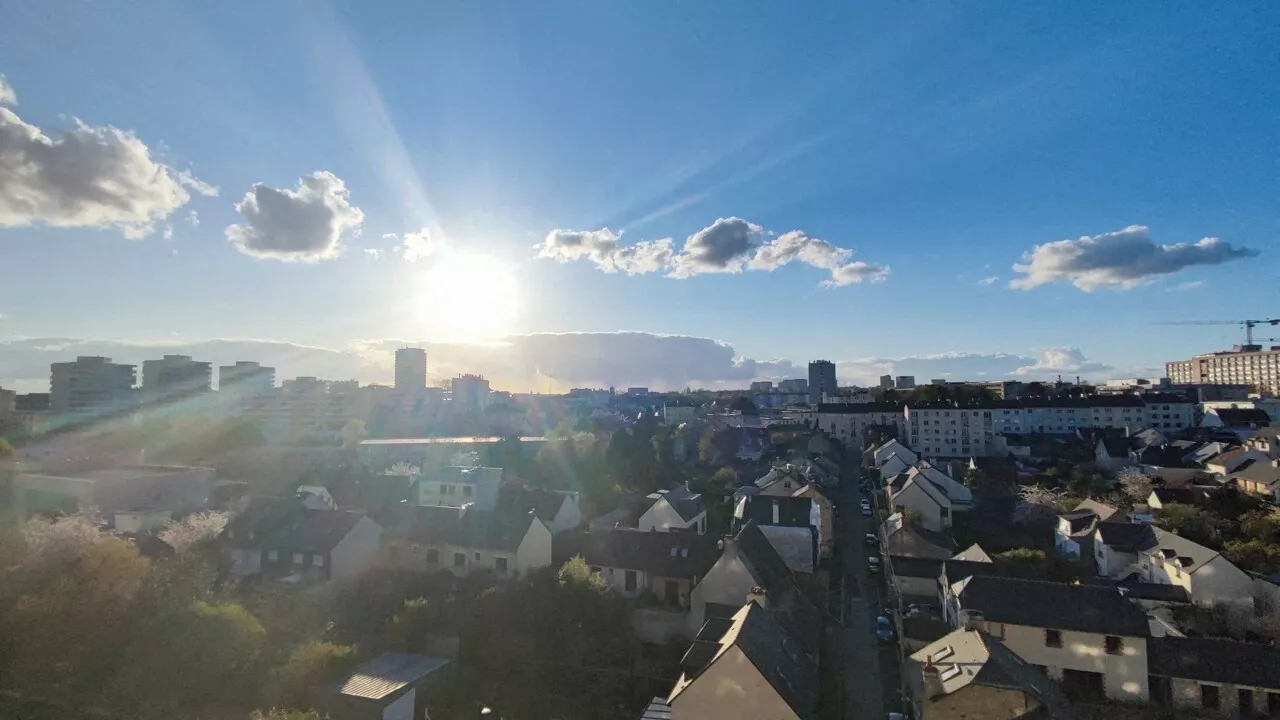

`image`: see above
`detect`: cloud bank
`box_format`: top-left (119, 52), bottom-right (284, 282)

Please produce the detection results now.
top-left (539, 217), bottom-right (888, 286)
top-left (0, 336), bottom-right (1114, 395)
top-left (1011, 225), bottom-right (1259, 291)
top-left (0, 73), bottom-right (213, 239)
top-left (226, 171), bottom-right (364, 262)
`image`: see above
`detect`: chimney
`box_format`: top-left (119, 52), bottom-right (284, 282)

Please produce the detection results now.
top-left (746, 586), bottom-right (767, 607)
top-left (921, 656), bottom-right (944, 700)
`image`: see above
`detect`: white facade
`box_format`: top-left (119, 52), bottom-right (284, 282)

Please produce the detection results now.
top-left (817, 404), bottom-right (905, 449)
top-left (330, 516), bottom-right (385, 581)
top-left (638, 494), bottom-right (707, 534)
top-left (49, 356), bottom-right (136, 415)
top-left (889, 476), bottom-right (951, 532)
top-left (1139, 528), bottom-right (1253, 607)
top-left (417, 466), bottom-right (503, 510)
top-left (1168, 346), bottom-right (1280, 395)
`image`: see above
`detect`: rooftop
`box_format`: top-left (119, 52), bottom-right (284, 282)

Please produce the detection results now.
top-left (554, 528), bottom-right (720, 579)
top-left (336, 653), bottom-right (452, 700)
top-left (953, 576), bottom-right (1150, 637)
top-left (360, 436), bottom-right (550, 446)
top-left (910, 628), bottom-right (1074, 718)
top-left (1148, 637), bottom-right (1280, 690)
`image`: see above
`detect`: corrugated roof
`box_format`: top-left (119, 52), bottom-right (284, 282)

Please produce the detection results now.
top-left (337, 653), bottom-right (451, 700)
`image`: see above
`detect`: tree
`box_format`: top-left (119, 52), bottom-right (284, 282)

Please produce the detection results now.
top-left (1222, 539), bottom-right (1280, 575)
top-left (709, 467), bottom-right (739, 491)
top-left (159, 511), bottom-right (228, 553)
top-left (1155, 503), bottom-right (1222, 548)
top-left (267, 641), bottom-right (356, 709)
top-left (963, 467), bottom-right (988, 491)
top-left (1240, 510), bottom-right (1280, 544)
top-left (252, 710), bottom-right (324, 720)
top-left (340, 419), bottom-right (367, 448)
top-left (729, 396), bottom-right (759, 416)
top-left (387, 596), bottom-right (441, 653)
top-left (20, 511), bottom-right (104, 563)
top-left (1117, 468), bottom-right (1154, 503)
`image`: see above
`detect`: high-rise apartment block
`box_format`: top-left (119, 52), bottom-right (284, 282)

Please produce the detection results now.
top-left (141, 354), bottom-right (212, 404)
top-left (395, 348), bottom-right (427, 391)
top-left (808, 360), bottom-right (837, 405)
top-left (50, 356), bottom-right (137, 415)
top-left (219, 361), bottom-right (276, 395)
top-left (1167, 345), bottom-right (1280, 395)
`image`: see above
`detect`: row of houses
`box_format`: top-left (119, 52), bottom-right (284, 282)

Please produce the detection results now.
top-left (865, 439), bottom-right (1280, 719)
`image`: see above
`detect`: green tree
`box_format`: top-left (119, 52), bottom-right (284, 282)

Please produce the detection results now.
top-left (709, 467), bottom-right (739, 491)
top-left (963, 467), bottom-right (988, 491)
top-left (1222, 539), bottom-right (1280, 575)
top-left (387, 596), bottom-right (441, 652)
top-left (1239, 510), bottom-right (1280, 544)
top-left (267, 641), bottom-right (356, 709)
top-left (1155, 503), bottom-right (1223, 548)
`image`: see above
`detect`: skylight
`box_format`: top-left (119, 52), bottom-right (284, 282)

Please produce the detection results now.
top-left (939, 664), bottom-right (962, 682)
top-left (933, 646), bottom-right (954, 662)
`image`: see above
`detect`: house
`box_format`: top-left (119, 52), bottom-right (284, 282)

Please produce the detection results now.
top-left (733, 496), bottom-right (818, 573)
top-left (878, 453), bottom-right (913, 478)
top-left (942, 575), bottom-right (1152, 702)
top-left (1202, 447), bottom-right (1263, 477)
top-left (639, 486), bottom-right (708, 534)
top-left (555, 529), bottom-right (720, 607)
top-left (883, 513), bottom-right (959, 560)
top-left (907, 628), bottom-right (1075, 720)
top-left (887, 556), bottom-right (1001, 608)
top-left (1146, 485), bottom-right (1218, 511)
top-left (887, 471), bottom-right (953, 532)
top-left (1053, 500), bottom-right (1118, 564)
top-left (872, 438), bottom-right (918, 469)
top-left (906, 461), bottom-right (973, 509)
top-left (224, 497), bottom-right (384, 582)
top-left (1138, 526), bottom-right (1254, 606)
top-left (745, 465), bottom-right (809, 499)
top-left (952, 544), bottom-right (993, 563)
top-left (381, 504), bottom-right (552, 579)
top-left (14, 464), bottom-right (217, 528)
top-left (1202, 407), bottom-right (1274, 441)
top-left (1229, 457), bottom-right (1280, 504)
top-left (1093, 522), bottom-right (1158, 579)
top-left (416, 466), bottom-right (503, 509)
top-left (1095, 436), bottom-right (1133, 472)
top-left (1147, 636), bottom-right (1280, 718)
top-left (496, 484), bottom-right (581, 535)
top-left (667, 602), bottom-right (818, 720)
top-left (318, 653), bottom-right (453, 720)
top-left (689, 522), bottom-right (821, 648)
top-left (790, 483), bottom-right (835, 559)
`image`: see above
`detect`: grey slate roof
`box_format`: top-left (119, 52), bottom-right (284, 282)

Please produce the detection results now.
top-left (954, 576), bottom-right (1150, 637)
top-left (1148, 637), bottom-right (1280, 690)
top-left (226, 497), bottom-right (367, 553)
top-left (383, 504), bottom-right (537, 552)
top-left (554, 528), bottom-right (720, 580)
top-left (735, 521), bottom-right (795, 600)
top-left (1095, 522), bottom-right (1158, 553)
top-left (736, 495), bottom-right (813, 527)
top-left (496, 484), bottom-right (571, 523)
top-left (1212, 408), bottom-right (1273, 427)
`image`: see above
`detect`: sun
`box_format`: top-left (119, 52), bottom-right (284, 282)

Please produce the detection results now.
top-left (419, 252), bottom-right (518, 341)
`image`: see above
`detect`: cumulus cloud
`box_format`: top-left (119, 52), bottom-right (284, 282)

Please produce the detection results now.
top-left (1008, 347), bottom-right (1112, 377)
top-left (226, 171), bottom-right (364, 262)
top-left (537, 227), bottom-right (675, 275)
top-left (540, 217), bottom-right (888, 286)
top-left (0, 74), bottom-right (210, 239)
top-left (977, 276), bottom-right (999, 286)
top-left (364, 248), bottom-right (384, 260)
top-left (394, 228), bottom-right (443, 262)
top-left (0, 74), bottom-right (16, 105)
top-left (1011, 225), bottom-right (1259, 291)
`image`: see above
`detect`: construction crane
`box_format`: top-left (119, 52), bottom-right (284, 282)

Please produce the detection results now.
top-left (1153, 318), bottom-right (1280, 346)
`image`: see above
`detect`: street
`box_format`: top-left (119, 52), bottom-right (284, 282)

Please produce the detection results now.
top-left (826, 455), bottom-right (901, 718)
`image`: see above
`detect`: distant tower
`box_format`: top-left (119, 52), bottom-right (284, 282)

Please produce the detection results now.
top-left (395, 348), bottom-right (427, 391)
top-left (808, 360), bottom-right (837, 405)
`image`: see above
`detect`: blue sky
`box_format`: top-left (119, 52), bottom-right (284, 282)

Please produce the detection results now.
top-left (0, 2), bottom-right (1276, 391)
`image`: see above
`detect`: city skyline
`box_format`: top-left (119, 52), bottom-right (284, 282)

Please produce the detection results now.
top-left (1, 4), bottom-right (1276, 393)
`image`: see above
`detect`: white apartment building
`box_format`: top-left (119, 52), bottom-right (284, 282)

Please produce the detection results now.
top-left (49, 356), bottom-right (137, 415)
top-left (816, 402), bottom-right (905, 449)
top-left (905, 395), bottom-right (1195, 460)
top-left (1167, 345), bottom-right (1280, 395)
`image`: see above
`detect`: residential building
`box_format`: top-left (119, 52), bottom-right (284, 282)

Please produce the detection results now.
top-left (49, 355), bottom-right (137, 416)
top-left (879, 374), bottom-right (894, 389)
top-left (1147, 637), bottom-right (1280, 718)
top-left (141, 354), bottom-right (212, 404)
top-left (13, 464), bottom-right (216, 527)
top-left (496, 484), bottom-right (582, 535)
top-left (884, 513), bottom-right (958, 559)
top-left (1093, 522), bottom-right (1159, 578)
top-left (1053, 500), bottom-right (1119, 563)
top-left (742, 465), bottom-right (810, 499)
top-left (450, 374), bottom-right (490, 413)
top-left (902, 461), bottom-right (972, 510)
top-left (417, 465), bottom-right (503, 510)
top-left (1166, 345), bottom-right (1280, 395)
top-left (942, 575), bottom-right (1152, 702)
top-left (896, 375), bottom-right (917, 389)
top-left (662, 403), bottom-right (698, 426)
top-left (777, 378), bottom-right (807, 394)
top-left (381, 504), bottom-right (552, 578)
top-left (816, 402), bottom-right (904, 449)
top-left (1138, 526), bottom-right (1254, 606)
top-left (749, 381), bottom-right (773, 393)
top-left (1201, 406), bottom-right (1274, 441)
top-left (556, 529), bottom-right (720, 606)
top-left (1230, 458), bottom-right (1280, 503)
top-left (870, 438), bottom-right (919, 469)
top-left (319, 653), bottom-right (453, 720)
top-left (907, 628), bottom-right (1075, 720)
top-left (733, 496), bottom-right (818, 573)
top-left (807, 360), bottom-right (837, 405)
top-left (1201, 446), bottom-right (1263, 476)
top-left (667, 602), bottom-right (817, 720)
top-left (886, 471), bottom-right (952, 532)
top-left (224, 497), bottom-right (384, 582)
top-left (790, 483), bottom-right (835, 559)
top-left (218, 361), bottom-right (275, 398)
top-left (394, 347), bottom-right (427, 392)
top-left (1203, 398), bottom-right (1280, 422)
top-left (638, 486), bottom-right (707, 534)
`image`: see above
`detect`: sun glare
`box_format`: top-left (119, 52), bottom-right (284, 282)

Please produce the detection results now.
top-left (419, 253), bottom-right (517, 341)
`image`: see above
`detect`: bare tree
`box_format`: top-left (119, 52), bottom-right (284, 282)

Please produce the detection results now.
top-left (384, 461), bottom-right (421, 477)
top-left (1118, 467), bottom-right (1154, 503)
top-left (22, 511), bottom-right (103, 563)
top-left (159, 511), bottom-right (229, 553)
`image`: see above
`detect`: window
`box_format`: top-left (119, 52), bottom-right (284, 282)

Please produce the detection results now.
top-left (624, 570), bottom-right (638, 592)
top-left (1104, 636), bottom-right (1123, 655)
top-left (474, 551), bottom-right (481, 561)
top-left (424, 548), bottom-right (439, 563)
top-left (495, 557), bottom-right (508, 572)
top-left (665, 579), bottom-right (680, 604)
top-left (1045, 629), bottom-right (1063, 648)
top-left (1201, 684), bottom-right (1219, 710)
top-left (292, 552), bottom-right (304, 564)
top-left (453, 552), bottom-right (465, 567)
top-left (312, 555), bottom-right (324, 567)
top-left (463, 485), bottom-right (473, 497)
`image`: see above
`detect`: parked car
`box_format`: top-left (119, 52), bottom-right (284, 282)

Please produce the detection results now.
top-left (860, 499), bottom-right (872, 516)
top-left (867, 556), bottom-right (881, 573)
top-left (874, 615), bottom-right (894, 643)
top-left (864, 532), bottom-right (878, 546)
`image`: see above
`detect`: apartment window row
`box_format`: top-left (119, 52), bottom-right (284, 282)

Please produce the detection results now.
top-left (437, 483), bottom-right (474, 497)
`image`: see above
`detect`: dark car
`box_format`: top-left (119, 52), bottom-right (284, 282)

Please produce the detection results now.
top-left (864, 532), bottom-right (878, 546)
top-left (875, 615), bottom-right (894, 643)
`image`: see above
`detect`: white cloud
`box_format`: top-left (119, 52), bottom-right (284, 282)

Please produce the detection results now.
top-left (185, 210), bottom-right (200, 227)
top-left (395, 228), bottom-right (442, 262)
top-left (364, 248), bottom-right (384, 260)
top-left (0, 74), bottom-right (16, 105)
top-left (1009, 347), bottom-right (1112, 377)
top-left (0, 74), bottom-right (209, 239)
top-left (1168, 280), bottom-right (1205, 292)
top-left (539, 217), bottom-right (888, 286)
top-left (226, 171), bottom-right (364, 262)
top-left (977, 276), bottom-right (999, 286)
top-left (833, 348), bottom-right (1113, 385)
top-left (1011, 225), bottom-right (1259, 291)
